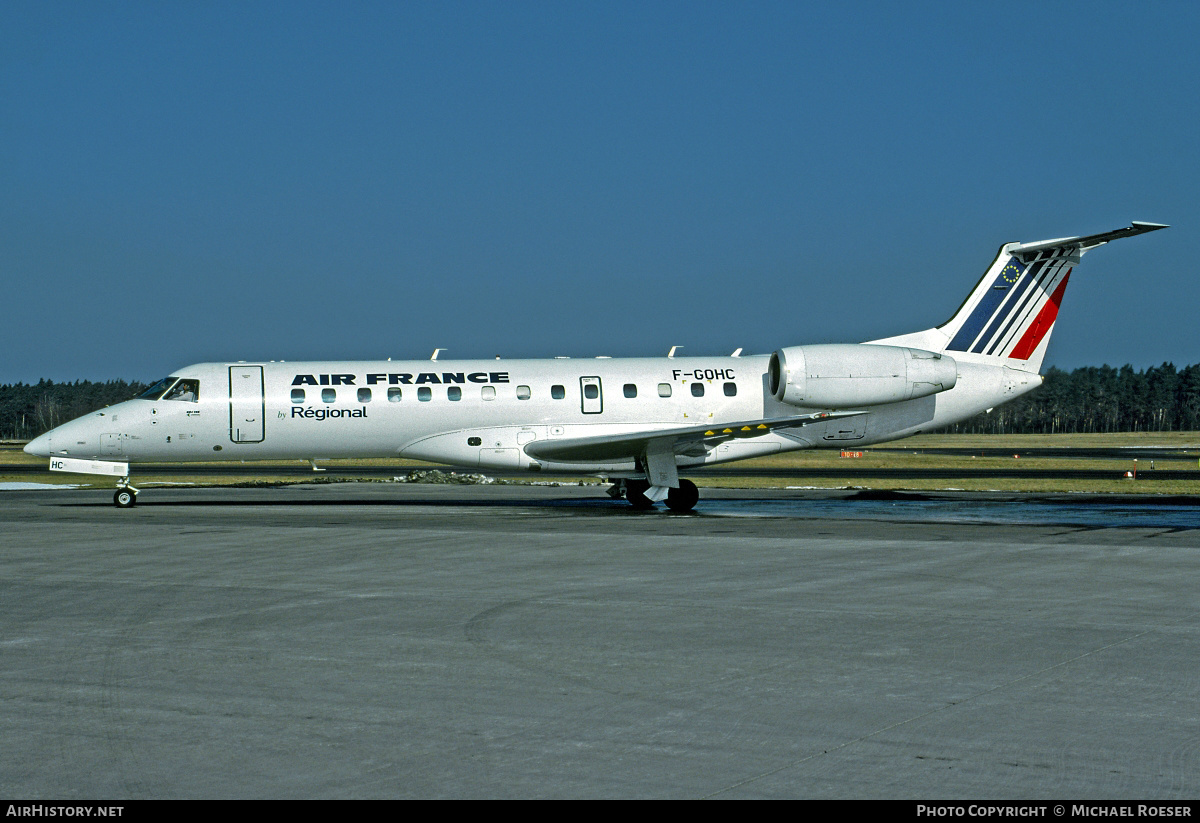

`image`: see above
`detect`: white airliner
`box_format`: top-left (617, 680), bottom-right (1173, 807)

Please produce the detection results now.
top-left (26, 221), bottom-right (1167, 510)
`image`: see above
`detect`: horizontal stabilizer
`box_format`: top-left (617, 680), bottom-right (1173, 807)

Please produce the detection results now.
top-left (523, 411), bottom-right (865, 463)
top-left (1007, 221), bottom-right (1168, 258)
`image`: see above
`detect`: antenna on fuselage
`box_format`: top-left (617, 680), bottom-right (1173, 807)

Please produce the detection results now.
top-left (668, 346), bottom-right (682, 358)
top-left (430, 349), bottom-right (444, 361)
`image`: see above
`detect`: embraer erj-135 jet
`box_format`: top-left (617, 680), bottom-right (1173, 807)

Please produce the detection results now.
top-left (27, 221), bottom-right (1167, 510)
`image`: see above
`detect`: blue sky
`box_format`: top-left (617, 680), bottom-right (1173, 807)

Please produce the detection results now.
top-left (2, 1), bottom-right (1195, 383)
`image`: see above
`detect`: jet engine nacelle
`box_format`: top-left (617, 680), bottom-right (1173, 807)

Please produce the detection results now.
top-left (768, 344), bottom-right (957, 408)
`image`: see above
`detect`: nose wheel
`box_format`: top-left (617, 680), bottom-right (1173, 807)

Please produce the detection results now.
top-left (113, 479), bottom-right (138, 508)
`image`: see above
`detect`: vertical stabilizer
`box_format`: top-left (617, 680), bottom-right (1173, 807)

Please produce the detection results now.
top-left (872, 222), bottom-right (1167, 374)
top-left (940, 241), bottom-right (1078, 373)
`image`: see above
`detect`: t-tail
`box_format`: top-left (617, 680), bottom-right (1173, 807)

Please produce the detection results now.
top-left (872, 221), bottom-right (1168, 374)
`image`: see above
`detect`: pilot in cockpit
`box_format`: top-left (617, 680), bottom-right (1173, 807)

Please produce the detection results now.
top-left (162, 379), bottom-right (199, 403)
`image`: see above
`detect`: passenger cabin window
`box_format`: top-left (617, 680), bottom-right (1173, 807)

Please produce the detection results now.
top-left (388, 387), bottom-right (402, 402)
top-left (163, 379), bottom-right (199, 402)
top-left (447, 386), bottom-right (462, 401)
top-left (623, 384), bottom-right (637, 398)
top-left (658, 383), bottom-right (672, 397)
top-left (322, 388), bottom-right (336, 403)
top-left (551, 385), bottom-right (565, 400)
top-left (583, 384), bottom-right (599, 400)
top-left (482, 386), bottom-right (496, 400)
top-left (724, 382), bottom-right (737, 396)
top-left (357, 388), bottom-right (372, 403)
top-left (291, 389), bottom-right (305, 404)
top-left (691, 383), bottom-right (705, 397)
top-left (467, 437), bottom-right (482, 446)
top-left (517, 385), bottom-right (531, 400)
top-left (418, 387), bottom-right (432, 401)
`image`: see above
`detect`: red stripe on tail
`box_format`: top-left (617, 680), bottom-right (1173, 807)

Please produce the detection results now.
top-left (1008, 270), bottom-right (1071, 361)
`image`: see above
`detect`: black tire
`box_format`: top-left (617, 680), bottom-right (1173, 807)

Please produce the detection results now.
top-left (114, 489), bottom-right (136, 508)
top-left (625, 478), bottom-right (655, 510)
top-left (665, 479), bottom-right (699, 512)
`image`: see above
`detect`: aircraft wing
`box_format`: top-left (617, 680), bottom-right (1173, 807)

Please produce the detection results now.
top-left (522, 411), bottom-right (865, 463)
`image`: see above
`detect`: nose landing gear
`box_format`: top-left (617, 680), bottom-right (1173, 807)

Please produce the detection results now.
top-left (113, 478), bottom-right (139, 508)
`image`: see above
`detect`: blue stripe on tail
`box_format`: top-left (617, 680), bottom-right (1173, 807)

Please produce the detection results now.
top-left (971, 258), bottom-right (1047, 353)
top-left (946, 257), bottom-right (1026, 352)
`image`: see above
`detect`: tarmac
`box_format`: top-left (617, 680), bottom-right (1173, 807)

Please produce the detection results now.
top-left (3, 483), bottom-right (1200, 799)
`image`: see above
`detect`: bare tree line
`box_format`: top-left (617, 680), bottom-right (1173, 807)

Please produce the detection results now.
top-left (938, 363), bottom-right (1200, 434)
top-left (0, 380), bottom-right (149, 440)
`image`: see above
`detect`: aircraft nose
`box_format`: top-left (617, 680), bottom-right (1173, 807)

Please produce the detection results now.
top-left (24, 431), bottom-right (52, 458)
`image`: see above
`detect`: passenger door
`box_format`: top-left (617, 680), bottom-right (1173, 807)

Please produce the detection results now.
top-left (229, 365), bottom-right (265, 443)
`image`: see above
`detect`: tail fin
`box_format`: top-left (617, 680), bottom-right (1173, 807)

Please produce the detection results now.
top-left (873, 221), bottom-right (1168, 373)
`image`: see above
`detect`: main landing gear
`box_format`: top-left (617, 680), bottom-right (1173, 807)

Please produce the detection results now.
top-left (622, 478), bottom-right (699, 512)
top-left (113, 478), bottom-right (139, 508)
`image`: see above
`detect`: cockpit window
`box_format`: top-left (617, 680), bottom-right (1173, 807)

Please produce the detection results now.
top-left (162, 379), bottom-right (199, 402)
top-left (137, 377), bottom-right (177, 400)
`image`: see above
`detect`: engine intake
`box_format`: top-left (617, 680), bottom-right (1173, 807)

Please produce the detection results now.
top-left (768, 344), bottom-right (957, 408)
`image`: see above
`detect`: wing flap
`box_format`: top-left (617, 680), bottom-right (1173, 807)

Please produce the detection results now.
top-left (522, 411), bottom-right (865, 463)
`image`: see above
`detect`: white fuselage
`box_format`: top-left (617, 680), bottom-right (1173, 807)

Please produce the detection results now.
top-left (26, 221), bottom-right (1166, 496)
top-left (27, 353), bottom-right (1037, 476)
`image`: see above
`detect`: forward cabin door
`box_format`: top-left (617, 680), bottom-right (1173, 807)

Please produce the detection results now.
top-left (229, 365), bottom-right (265, 443)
